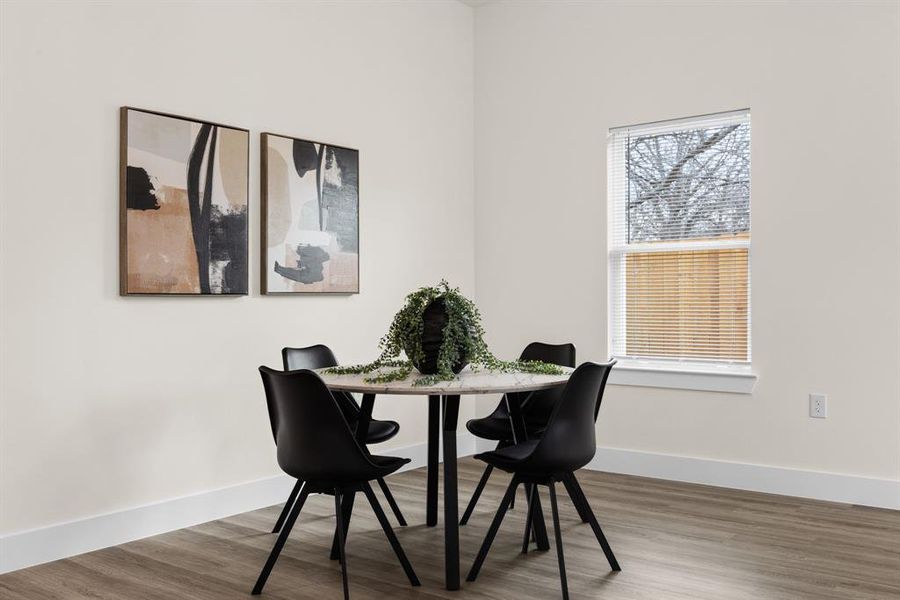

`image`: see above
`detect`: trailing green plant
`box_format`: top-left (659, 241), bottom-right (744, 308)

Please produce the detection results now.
top-left (324, 280), bottom-right (564, 385)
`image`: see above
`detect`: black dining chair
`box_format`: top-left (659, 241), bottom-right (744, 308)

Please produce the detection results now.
top-left (461, 342), bottom-right (576, 525)
top-left (254, 367), bottom-right (420, 600)
top-left (275, 345), bottom-right (407, 534)
top-left (466, 361), bottom-right (620, 600)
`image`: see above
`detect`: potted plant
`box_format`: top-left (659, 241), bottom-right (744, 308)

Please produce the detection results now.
top-left (326, 280), bottom-right (564, 385)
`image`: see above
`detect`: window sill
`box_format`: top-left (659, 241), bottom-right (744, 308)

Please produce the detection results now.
top-left (608, 360), bottom-right (757, 394)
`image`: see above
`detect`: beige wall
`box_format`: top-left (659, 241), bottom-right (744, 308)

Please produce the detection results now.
top-left (0, 0), bottom-right (475, 534)
top-left (474, 2), bottom-right (900, 481)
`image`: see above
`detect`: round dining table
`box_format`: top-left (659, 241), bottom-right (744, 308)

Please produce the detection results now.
top-left (315, 365), bottom-right (574, 591)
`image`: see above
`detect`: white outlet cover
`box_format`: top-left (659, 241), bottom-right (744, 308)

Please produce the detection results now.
top-left (809, 393), bottom-right (827, 418)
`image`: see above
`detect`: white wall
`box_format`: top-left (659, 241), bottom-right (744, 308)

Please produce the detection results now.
top-left (0, 0), bottom-right (475, 536)
top-left (3, 0), bottom-right (900, 570)
top-left (474, 1), bottom-right (900, 491)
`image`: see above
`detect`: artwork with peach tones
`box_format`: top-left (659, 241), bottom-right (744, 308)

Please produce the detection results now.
top-left (120, 108), bottom-right (249, 295)
top-left (261, 133), bottom-right (359, 294)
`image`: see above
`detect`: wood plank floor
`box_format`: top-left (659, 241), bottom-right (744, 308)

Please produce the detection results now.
top-left (2, 458), bottom-right (899, 599)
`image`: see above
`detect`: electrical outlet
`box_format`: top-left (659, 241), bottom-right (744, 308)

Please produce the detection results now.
top-left (809, 393), bottom-right (827, 418)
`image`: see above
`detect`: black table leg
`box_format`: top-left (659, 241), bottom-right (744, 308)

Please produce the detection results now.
top-left (355, 393), bottom-right (375, 444)
top-left (442, 394), bottom-right (460, 591)
top-left (504, 392), bottom-right (550, 551)
top-left (328, 393), bottom-right (373, 560)
top-left (427, 395), bottom-right (440, 527)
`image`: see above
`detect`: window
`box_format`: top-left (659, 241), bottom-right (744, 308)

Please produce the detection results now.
top-left (607, 110), bottom-right (754, 391)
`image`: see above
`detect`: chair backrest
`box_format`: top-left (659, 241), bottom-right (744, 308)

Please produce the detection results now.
top-left (593, 358), bottom-right (616, 421)
top-left (525, 361), bottom-right (615, 473)
top-left (517, 342), bottom-right (576, 423)
top-left (258, 366), bottom-right (375, 482)
top-left (282, 345), bottom-right (360, 420)
top-left (282, 344), bottom-right (339, 371)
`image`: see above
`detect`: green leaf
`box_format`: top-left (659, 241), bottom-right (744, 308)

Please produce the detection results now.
top-left (322, 280), bottom-right (564, 384)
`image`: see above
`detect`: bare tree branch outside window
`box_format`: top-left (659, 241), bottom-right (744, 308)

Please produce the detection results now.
top-left (627, 123), bottom-right (750, 242)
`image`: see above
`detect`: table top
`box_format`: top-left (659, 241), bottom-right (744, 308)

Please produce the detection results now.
top-left (315, 365), bottom-right (574, 395)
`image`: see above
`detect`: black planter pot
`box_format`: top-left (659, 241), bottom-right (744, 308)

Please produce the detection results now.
top-left (410, 297), bottom-right (468, 375)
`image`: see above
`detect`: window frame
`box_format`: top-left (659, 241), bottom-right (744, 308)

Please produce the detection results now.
top-left (606, 110), bottom-right (756, 394)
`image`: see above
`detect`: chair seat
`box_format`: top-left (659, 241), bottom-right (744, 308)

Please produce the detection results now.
top-left (304, 455), bottom-right (409, 491)
top-left (473, 439), bottom-right (540, 473)
top-left (352, 418), bottom-right (399, 444)
top-left (369, 455), bottom-right (410, 478)
top-left (466, 416), bottom-right (545, 441)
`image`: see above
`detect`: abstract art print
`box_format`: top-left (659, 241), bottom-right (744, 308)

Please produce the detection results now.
top-left (120, 107), bottom-right (249, 295)
top-left (261, 133), bottom-right (359, 294)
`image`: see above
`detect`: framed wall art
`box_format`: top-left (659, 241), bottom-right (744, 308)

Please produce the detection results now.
top-left (261, 132), bottom-right (359, 294)
top-left (120, 107), bottom-right (249, 295)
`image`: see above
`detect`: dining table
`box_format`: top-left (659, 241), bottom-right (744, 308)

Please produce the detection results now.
top-left (315, 365), bottom-right (574, 591)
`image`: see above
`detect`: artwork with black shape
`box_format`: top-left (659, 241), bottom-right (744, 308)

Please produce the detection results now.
top-left (120, 107), bottom-right (249, 295)
top-left (262, 132), bottom-right (359, 293)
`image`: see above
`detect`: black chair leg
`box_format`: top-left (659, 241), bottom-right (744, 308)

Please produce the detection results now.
top-left (362, 482), bottom-right (421, 586)
top-left (333, 490), bottom-right (351, 600)
top-left (561, 472), bottom-right (591, 524)
top-left (252, 483), bottom-right (310, 595)
top-left (521, 484), bottom-right (537, 553)
top-left (548, 481), bottom-right (569, 600)
top-left (568, 472), bottom-right (621, 571)
top-left (330, 491), bottom-right (355, 561)
top-left (466, 476), bottom-right (519, 582)
top-left (376, 477), bottom-right (408, 527)
top-left (460, 464), bottom-right (493, 525)
top-left (272, 479), bottom-right (303, 533)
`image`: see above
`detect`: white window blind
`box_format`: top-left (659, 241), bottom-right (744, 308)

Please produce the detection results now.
top-left (608, 110), bottom-right (751, 366)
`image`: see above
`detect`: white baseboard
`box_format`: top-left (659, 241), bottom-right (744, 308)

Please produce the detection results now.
top-left (588, 446), bottom-right (900, 510)
top-left (478, 439), bottom-right (898, 509)
top-left (0, 434), bottom-right (477, 575)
